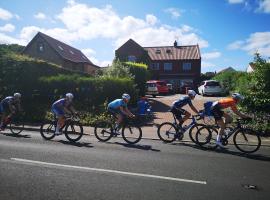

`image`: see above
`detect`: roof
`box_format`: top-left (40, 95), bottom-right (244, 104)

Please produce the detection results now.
top-left (24, 32), bottom-right (95, 65)
top-left (144, 45), bottom-right (201, 61)
top-left (218, 67), bottom-right (236, 74)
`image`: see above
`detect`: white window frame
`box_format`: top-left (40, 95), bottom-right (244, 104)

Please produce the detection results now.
top-left (128, 55), bottom-right (136, 62)
top-left (151, 63), bottom-right (160, 70)
top-left (164, 62), bottom-right (172, 71)
top-left (183, 62), bottom-right (191, 71)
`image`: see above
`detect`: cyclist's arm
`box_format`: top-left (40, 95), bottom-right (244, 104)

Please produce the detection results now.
top-left (120, 106), bottom-right (134, 117)
top-left (69, 105), bottom-right (77, 114)
top-left (8, 103), bottom-right (16, 114)
top-left (189, 102), bottom-right (199, 114)
top-left (231, 107), bottom-right (249, 118)
top-left (63, 106), bottom-right (73, 115)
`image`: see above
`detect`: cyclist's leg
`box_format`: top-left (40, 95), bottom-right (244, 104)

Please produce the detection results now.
top-left (212, 105), bottom-right (225, 146)
top-left (181, 109), bottom-right (191, 125)
top-left (52, 107), bottom-right (65, 134)
top-left (171, 107), bottom-right (183, 124)
top-left (223, 113), bottom-right (233, 124)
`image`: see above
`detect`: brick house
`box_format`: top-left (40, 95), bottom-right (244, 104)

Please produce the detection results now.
top-left (115, 39), bottom-right (201, 90)
top-left (23, 32), bottom-right (99, 74)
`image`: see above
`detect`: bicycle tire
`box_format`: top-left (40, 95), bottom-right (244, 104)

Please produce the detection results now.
top-left (157, 122), bottom-right (177, 143)
top-left (195, 126), bottom-right (218, 150)
top-left (94, 121), bottom-right (113, 142)
top-left (233, 128), bottom-right (261, 153)
top-left (64, 122), bottom-right (83, 142)
top-left (188, 123), bottom-right (204, 144)
top-left (9, 122), bottom-right (24, 135)
top-left (40, 121), bottom-right (56, 140)
top-left (122, 125), bottom-right (142, 144)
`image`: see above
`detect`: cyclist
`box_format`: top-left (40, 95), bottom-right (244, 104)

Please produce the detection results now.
top-left (0, 93), bottom-right (22, 131)
top-left (171, 90), bottom-right (200, 127)
top-left (211, 93), bottom-right (250, 148)
top-left (51, 93), bottom-right (77, 135)
top-left (107, 93), bottom-right (135, 132)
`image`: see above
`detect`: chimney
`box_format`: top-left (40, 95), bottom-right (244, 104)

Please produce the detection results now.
top-left (174, 40), bottom-right (178, 47)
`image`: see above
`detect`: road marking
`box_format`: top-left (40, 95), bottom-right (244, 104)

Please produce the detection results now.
top-left (11, 158), bottom-right (206, 185)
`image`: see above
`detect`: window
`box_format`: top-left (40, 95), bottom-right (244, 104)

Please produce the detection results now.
top-left (151, 63), bottom-right (160, 70)
top-left (58, 45), bottom-right (63, 51)
top-left (164, 63), bottom-right (172, 71)
top-left (166, 49), bottom-right (171, 54)
top-left (128, 55), bottom-right (136, 62)
top-left (205, 81), bottom-right (220, 86)
top-left (38, 43), bottom-right (44, 52)
top-left (183, 63), bottom-right (191, 71)
top-left (70, 50), bottom-right (74, 54)
top-left (155, 49), bottom-right (161, 54)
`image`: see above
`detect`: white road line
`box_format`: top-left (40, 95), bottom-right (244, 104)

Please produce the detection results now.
top-left (11, 158), bottom-right (206, 185)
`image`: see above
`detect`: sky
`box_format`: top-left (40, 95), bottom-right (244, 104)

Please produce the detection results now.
top-left (0, 0), bottom-right (270, 72)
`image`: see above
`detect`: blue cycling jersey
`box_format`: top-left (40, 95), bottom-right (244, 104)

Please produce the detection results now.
top-left (172, 96), bottom-right (192, 108)
top-left (0, 96), bottom-right (15, 106)
top-left (108, 99), bottom-right (127, 110)
top-left (52, 98), bottom-right (70, 108)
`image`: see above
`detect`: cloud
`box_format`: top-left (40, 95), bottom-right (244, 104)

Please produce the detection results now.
top-left (0, 23), bottom-right (15, 32)
top-left (0, 7), bottom-right (13, 20)
top-left (202, 61), bottom-right (216, 68)
top-left (146, 14), bottom-right (158, 25)
top-left (257, 0), bottom-right (270, 13)
top-left (227, 0), bottom-right (245, 4)
top-left (0, 33), bottom-right (25, 45)
top-left (34, 12), bottom-right (46, 20)
top-left (202, 51), bottom-right (221, 59)
top-left (228, 32), bottom-right (270, 57)
top-left (164, 8), bottom-right (182, 19)
top-left (81, 48), bottom-right (111, 66)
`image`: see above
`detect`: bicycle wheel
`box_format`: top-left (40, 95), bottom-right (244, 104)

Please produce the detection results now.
top-left (157, 122), bottom-right (177, 143)
top-left (64, 122), bottom-right (83, 142)
top-left (40, 121), bottom-right (55, 140)
top-left (9, 115), bottom-right (24, 135)
top-left (233, 129), bottom-right (261, 153)
top-left (94, 121), bottom-right (113, 142)
top-left (188, 123), bottom-right (204, 144)
top-left (196, 126), bottom-right (218, 149)
top-left (122, 125), bottom-right (142, 144)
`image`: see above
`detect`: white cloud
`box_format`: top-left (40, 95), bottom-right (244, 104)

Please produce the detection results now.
top-left (82, 48), bottom-right (111, 67)
top-left (228, 32), bottom-right (270, 57)
top-left (0, 23), bottom-right (15, 32)
top-left (146, 14), bottom-right (158, 26)
top-left (257, 0), bottom-right (270, 13)
top-left (0, 33), bottom-right (25, 45)
top-left (227, 0), bottom-right (245, 4)
top-left (164, 8), bottom-right (182, 19)
top-left (34, 12), bottom-right (46, 20)
top-left (202, 61), bottom-right (216, 68)
top-left (0, 7), bottom-right (13, 20)
top-left (202, 51), bottom-right (221, 59)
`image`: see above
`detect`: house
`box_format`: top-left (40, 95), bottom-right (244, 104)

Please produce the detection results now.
top-left (23, 32), bottom-right (99, 74)
top-left (247, 62), bottom-right (255, 73)
top-left (115, 39), bottom-right (201, 89)
top-left (217, 67), bottom-right (236, 74)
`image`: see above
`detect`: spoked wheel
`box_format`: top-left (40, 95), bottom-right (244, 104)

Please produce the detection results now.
top-left (196, 126), bottom-right (218, 149)
top-left (9, 114), bottom-right (24, 135)
top-left (40, 121), bottom-right (56, 140)
top-left (64, 122), bottom-right (83, 142)
top-left (233, 129), bottom-right (261, 153)
top-left (157, 122), bottom-right (177, 143)
top-left (122, 125), bottom-right (142, 144)
top-left (188, 123), bottom-right (204, 144)
top-left (94, 121), bottom-right (113, 142)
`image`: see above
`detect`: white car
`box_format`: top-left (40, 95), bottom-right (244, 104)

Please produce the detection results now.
top-left (198, 80), bottom-right (223, 96)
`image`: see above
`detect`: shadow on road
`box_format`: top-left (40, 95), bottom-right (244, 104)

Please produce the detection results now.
top-left (58, 140), bottom-right (94, 148)
top-left (102, 141), bottom-right (161, 152)
top-left (2, 132), bottom-right (31, 138)
top-left (149, 98), bottom-right (171, 113)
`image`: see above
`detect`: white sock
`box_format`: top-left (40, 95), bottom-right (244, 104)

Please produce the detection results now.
top-left (216, 135), bottom-right (221, 142)
top-left (56, 125), bottom-right (60, 133)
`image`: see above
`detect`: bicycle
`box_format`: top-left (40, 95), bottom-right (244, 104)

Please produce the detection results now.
top-left (0, 112), bottom-right (25, 135)
top-left (195, 118), bottom-right (261, 153)
top-left (94, 114), bottom-right (142, 144)
top-left (157, 112), bottom-right (204, 143)
top-left (40, 114), bottom-right (83, 142)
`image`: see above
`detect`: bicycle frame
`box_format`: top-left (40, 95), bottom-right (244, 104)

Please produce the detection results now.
top-left (171, 113), bottom-right (199, 134)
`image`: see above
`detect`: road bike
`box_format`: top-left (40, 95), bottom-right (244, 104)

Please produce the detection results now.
top-left (94, 114), bottom-right (142, 144)
top-left (157, 112), bottom-right (204, 143)
top-left (40, 114), bottom-right (83, 142)
top-left (0, 112), bottom-right (25, 135)
top-left (195, 118), bottom-right (261, 153)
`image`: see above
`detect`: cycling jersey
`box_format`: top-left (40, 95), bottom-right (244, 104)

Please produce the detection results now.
top-left (0, 97), bottom-right (16, 113)
top-left (217, 98), bottom-right (237, 111)
top-left (51, 98), bottom-right (71, 117)
top-left (108, 99), bottom-right (127, 110)
top-left (172, 96), bottom-right (193, 109)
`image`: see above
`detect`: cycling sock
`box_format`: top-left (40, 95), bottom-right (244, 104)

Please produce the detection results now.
top-left (216, 135), bottom-right (221, 142)
top-left (56, 125), bottom-right (60, 133)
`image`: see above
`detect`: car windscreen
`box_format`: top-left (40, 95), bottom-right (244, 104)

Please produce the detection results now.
top-left (205, 81), bottom-right (220, 86)
top-left (146, 83), bottom-right (156, 87)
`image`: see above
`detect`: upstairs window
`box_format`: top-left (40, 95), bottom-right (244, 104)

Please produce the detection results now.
top-left (183, 62), bottom-right (191, 71)
top-left (151, 63), bottom-right (160, 70)
top-left (155, 49), bottom-right (161, 54)
top-left (128, 55), bottom-right (136, 62)
top-left (70, 50), bottom-right (74, 54)
top-left (164, 63), bottom-right (172, 71)
top-left (38, 43), bottom-right (44, 52)
top-left (58, 45), bottom-right (64, 51)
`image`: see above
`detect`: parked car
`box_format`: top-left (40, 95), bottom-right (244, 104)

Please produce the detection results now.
top-left (198, 80), bottom-right (223, 96)
top-left (145, 80), bottom-right (169, 97)
top-left (179, 82), bottom-right (194, 94)
top-left (166, 83), bottom-right (174, 94)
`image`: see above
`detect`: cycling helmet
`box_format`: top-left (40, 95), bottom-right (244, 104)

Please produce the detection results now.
top-left (14, 93), bottom-right (21, 99)
top-left (232, 93), bottom-right (243, 100)
top-left (187, 90), bottom-right (196, 97)
top-left (66, 93), bottom-right (74, 101)
top-left (122, 93), bottom-right (131, 100)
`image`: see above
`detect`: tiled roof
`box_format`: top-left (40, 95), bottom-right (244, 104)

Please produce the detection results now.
top-left (37, 32), bottom-right (93, 64)
top-left (144, 45), bottom-right (200, 61)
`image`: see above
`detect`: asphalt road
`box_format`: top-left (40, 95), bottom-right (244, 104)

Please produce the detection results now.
top-left (1, 130), bottom-right (270, 200)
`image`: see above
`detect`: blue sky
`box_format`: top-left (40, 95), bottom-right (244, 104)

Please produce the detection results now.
top-left (0, 0), bottom-right (269, 72)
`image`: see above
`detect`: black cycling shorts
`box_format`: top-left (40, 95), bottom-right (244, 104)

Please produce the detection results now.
top-left (211, 104), bottom-right (224, 121)
top-left (170, 107), bottom-right (187, 120)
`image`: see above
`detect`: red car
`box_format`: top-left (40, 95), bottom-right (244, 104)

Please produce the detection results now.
top-left (145, 80), bottom-right (169, 97)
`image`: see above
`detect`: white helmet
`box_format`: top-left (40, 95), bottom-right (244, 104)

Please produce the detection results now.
top-left (122, 93), bottom-right (131, 100)
top-left (187, 90), bottom-right (196, 97)
top-left (14, 93), bottom-right (21, 99)
top-left (232, 93), bottom-right (243, 100)
top-left (66, 93), bottom-right (74, 101)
